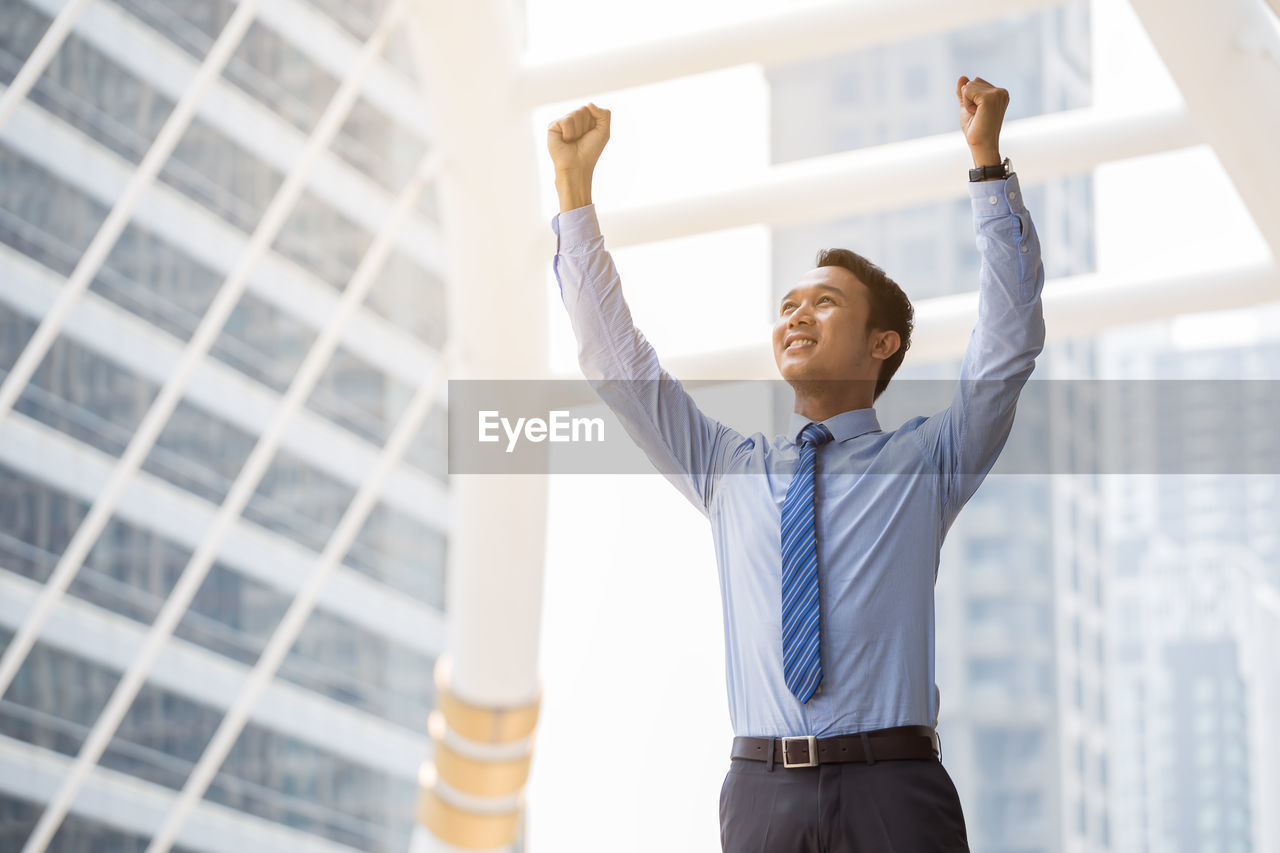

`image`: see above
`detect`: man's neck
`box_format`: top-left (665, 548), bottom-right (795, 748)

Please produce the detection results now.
top-left (791, 383), bottom-right (875, 422)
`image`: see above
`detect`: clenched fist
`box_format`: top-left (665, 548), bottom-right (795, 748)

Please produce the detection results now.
top-left (956, 76), bottom-right (1009, 168)
top-left (547, 102), bottom-right (611, 175)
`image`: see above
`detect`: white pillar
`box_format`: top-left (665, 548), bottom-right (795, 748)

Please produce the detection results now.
top-left (404, 1), bottom-right (550, 848)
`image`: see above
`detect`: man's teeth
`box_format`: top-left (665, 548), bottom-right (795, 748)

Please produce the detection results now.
top-left (788, 339), bottom-right (816, 349)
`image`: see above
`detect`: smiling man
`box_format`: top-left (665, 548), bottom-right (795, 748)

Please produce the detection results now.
top-left (775, 249), bottom-right (914, 420)
top-left (547, 76), bottom-right (1044, 852)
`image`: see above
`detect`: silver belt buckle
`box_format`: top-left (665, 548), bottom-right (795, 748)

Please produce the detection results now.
top-left (781, 735), bottom-right (818, 768)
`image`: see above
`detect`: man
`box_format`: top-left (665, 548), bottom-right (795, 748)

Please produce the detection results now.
top-left (547, 76), bottom-right (1043, 852)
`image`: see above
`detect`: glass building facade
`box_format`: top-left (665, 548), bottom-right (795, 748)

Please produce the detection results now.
top-left (0, 0), bottom-right (447, 850)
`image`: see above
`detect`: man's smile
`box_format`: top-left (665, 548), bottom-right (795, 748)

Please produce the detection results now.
top-left (784, 333), bottom-right (819, 352)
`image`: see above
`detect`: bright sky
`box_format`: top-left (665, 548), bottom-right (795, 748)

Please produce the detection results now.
top-left (519, 2), bottom-right (1276, 851)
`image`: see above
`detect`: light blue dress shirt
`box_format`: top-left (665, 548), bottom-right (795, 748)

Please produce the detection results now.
top-left (551, 173), bottom-right (1045, 738)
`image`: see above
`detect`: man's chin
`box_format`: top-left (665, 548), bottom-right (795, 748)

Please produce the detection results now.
top-left (778, 353), bottom-right (812, 373)
top-left (779, 364), bottom-right (821, 384)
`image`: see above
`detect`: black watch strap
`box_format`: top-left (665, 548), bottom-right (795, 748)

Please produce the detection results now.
top-left (969, 156), bottom-right (1011, 182)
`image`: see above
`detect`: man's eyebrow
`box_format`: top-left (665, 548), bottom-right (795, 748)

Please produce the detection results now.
top-left (780, 283), bottom-right (845, 304)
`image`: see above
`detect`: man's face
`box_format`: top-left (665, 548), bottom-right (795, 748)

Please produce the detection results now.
top-left (772, 266), bottom-right (887, 386)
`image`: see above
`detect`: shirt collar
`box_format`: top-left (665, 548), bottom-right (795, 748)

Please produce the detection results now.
top-left (788, 407), bottom-right (881, 445)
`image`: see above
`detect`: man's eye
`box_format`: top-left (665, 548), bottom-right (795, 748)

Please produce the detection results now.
top-left (820, 296), bottom-right (833, 303)
top-left (781, 303), bottom-right (795, 312)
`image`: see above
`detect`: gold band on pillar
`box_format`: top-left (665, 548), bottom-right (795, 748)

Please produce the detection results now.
top-left (434, 657), bottom-right (541, 743)
top-left (432, 737), bottom-right (532, 798)
top-left (417, 657), bottom-right (541, 849)
top-left (417, 786), bottom-right (520, 850)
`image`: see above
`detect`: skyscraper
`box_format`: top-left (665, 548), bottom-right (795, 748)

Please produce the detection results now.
top-left (0, 1), bottom-right (447, 850)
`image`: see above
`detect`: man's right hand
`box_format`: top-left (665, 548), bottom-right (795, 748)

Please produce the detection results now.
top-left (547, 102), bottom-right (610, 173)
top-left (548, 103), bottom-right (609, 211)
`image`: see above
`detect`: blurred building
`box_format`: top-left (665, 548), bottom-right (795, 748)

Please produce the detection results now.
top-left (0, 0), bottom-right (449, 850)
top-left (1101, 310), bottom-right (1280, 853)
top-left (1107, 539), bottom-right (1279, 853)
top-left (1100, 315), bottom-right (1280, 587)
top-left (765, 4), bottom-right (1103, 852)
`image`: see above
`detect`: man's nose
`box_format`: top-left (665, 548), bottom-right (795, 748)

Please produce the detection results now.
top-left (789, 306), bottom-right (814, 325)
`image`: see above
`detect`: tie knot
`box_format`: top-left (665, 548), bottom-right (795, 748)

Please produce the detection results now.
top-left (799, 422), bottom-right (833, 448)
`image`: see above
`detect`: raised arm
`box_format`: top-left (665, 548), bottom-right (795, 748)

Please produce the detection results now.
top-left (547, 104), bottom-right (747, 515)
top-left (916, 77), bottom-right (1047, 521)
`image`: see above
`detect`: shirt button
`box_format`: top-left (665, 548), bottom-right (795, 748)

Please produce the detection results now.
top-left (988, 196), bottom-right (998, 204)
top-left (1021, 245), bottom-right (1029, 253)
top-left (1008, 191), bottom-right (1018, 200)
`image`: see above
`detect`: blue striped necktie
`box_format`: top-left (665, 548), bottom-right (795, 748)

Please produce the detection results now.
top-left (781, 421), bottom-right (834, 703)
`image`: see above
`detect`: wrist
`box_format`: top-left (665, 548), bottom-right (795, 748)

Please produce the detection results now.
top-left (555, 170), bottom-right (594, 212)
top-left (970, 148), bottom-right (1002, 169)
top-left (556, 188), bottom-right (592, 212)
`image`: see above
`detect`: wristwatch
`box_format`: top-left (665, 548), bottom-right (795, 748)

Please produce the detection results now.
top-left (969, 156), bottom-right (1011, 182)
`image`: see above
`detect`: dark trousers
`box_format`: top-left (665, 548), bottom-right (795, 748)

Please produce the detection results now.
top-left (719, 755), bottom-right (970, 852)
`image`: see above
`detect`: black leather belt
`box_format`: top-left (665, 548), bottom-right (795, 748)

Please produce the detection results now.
top-left (731, 725), bottom-right (939, 768)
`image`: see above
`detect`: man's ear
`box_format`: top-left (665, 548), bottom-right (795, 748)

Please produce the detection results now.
top-left (871, 329), bottom-right (901, 361)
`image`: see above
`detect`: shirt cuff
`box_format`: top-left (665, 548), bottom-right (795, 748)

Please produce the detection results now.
top-left (969, 172), bottom-right (1027, 219)
top-left (550, 203), bottom-right (602, 252)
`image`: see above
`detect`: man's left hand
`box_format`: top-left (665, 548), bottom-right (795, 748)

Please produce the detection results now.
top-left (957, 76), bottom-right (1009, 168)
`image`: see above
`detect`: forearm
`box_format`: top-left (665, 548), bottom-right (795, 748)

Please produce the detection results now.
top-left (967, 172), bottom-right (1045, 379)
top-left (555, 168), bottom-right (593, 213)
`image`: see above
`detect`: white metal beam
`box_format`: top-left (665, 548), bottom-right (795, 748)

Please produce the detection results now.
top-left (516, 0), bottom-right (1061, 106)
top-left (550, 261), bottom-right (1280, 384)
top-left (1128, 0), bottom-right (1280, 260)
top-left (11, 4), bottom-right (411, 848)
top-left (915, 261), bottom-right (1280, 362)
top-left (598, 106), bottom-right (1199, 247)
